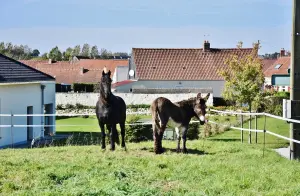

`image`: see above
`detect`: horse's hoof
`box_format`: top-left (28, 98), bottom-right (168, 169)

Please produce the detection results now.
top-left (182, 149), bottom-right (188, 154)
top-left (176, 148), bottom-right (181, 153)
top-left (101, 146), bottom-right (106, 150)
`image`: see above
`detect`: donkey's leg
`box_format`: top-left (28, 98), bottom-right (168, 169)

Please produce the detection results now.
top-left (153, 123), bottom-right (160, 154)
top-left (110, 124), bottom-right (117, 151)
top-left (158, 121), bottom-right (167, 154)
top-left (120, 122), bottom-right (126, 149)
top-left (182, 125), bottom-right (189, 154)
top-left (99, 122), bottom-right (106, 149)
top-left (175, 127), bottom-right (181, 153)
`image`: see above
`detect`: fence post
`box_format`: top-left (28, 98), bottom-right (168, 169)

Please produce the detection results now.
top-left (241, 114), bottom-right (244, 143)
top-left (10, 111), bottom-right (13, 148)
top-left (249, 113), bottom-right (252, 144)
top-left (255, 115), bottom-right (258, 144)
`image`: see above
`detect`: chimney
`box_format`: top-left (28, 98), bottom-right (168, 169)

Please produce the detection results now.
top-left (280, 48), bottom-right (285, 57)
top-left (48, 59), bottom-right (52, 64)
top-left (203, 40), bottom-right (210, 52)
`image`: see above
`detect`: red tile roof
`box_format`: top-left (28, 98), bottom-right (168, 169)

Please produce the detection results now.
top-left (262, 59), bottom-right (277, 72)
top-left (111, 80), bottom-right (136, 88)
top-left (132, 47), bottom-right (254, 80)
top-left (264, 57), bottom-right (290, 77)
top-left (20, 59), bottom-right (129, 84)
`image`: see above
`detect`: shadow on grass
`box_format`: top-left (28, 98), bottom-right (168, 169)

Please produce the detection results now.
top-left (139, 147), bottom-right (213, 156)
top-left (207, 138), bottom-right (241, 142)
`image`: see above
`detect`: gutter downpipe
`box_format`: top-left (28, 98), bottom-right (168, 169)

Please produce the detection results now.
top-left (41, 84), bottom-right (45, 138)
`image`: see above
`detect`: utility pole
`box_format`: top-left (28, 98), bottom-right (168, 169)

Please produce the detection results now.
top-left (290, 0), bottom-right (300, 160)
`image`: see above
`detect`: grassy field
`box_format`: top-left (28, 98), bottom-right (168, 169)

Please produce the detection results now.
top-left (56, 114), bottom-right (151, 132)
top-left (56, 115), bottom-right (289, 148)
top-left (1, 141), bottom-right (300, 195)
top-left (209, 116), bottom-right (290, 149)
top-left (0, 114), bottom-right (297, 195)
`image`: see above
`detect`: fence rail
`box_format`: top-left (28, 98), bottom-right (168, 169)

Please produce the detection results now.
top-left (1, 109), bottom-right (300, 155)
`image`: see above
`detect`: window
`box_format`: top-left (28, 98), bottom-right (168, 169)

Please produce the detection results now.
top-left (274, 64), bottom-right (282, 69)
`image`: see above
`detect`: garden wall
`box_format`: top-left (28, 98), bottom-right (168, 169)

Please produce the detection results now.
top-left (56, 92), bottom-right (213, 106)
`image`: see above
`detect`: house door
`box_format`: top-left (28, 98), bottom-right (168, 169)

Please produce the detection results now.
top-left (44, 104), bottom-right (54, 136)
top-left (27, 106), bottom-right (33, 141)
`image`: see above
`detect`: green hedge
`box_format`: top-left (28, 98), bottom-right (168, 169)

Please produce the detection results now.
top-left (73, 83), bottom-right (99, 93)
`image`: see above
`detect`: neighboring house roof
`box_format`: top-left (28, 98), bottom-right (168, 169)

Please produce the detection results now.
top-left (132, 47), bottom-right (253, 80)
top-left (262, 59), bottom-right (277, 72)
top-left (20, 59), bottom-right (129, 84)
top-left (264, 57), bottom-right (290, 77)
top-left (0, 54), bottom-right (55, 83)
top-left (111, 80), bottom-right (135, 88)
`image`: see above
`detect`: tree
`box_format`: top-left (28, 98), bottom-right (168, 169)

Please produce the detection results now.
top-left (31, 49), bottom-right (40, 57)
top-left (48, 46), bottom-right (62, 61)
top-left (41, 53), bottom-right (48, 59)
top-left (218, 41), bottom-right (265, 112)
top-left (63, 47), bottom-right (73, 61)
top-left (113, 52), bottom-right (129, 56)
top-left (81, 43), bottom-right (90, 57)
top-left (72, 45), bottom-right (81, 56)
top-left (100, 48), bottom-right (112, 59)
top-left (0, 42), bottom-right (5, 54)
top-left (91, 45), bottom-right (99, 59)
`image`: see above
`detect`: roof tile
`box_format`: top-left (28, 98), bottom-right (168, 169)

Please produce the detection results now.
top-left (132, 48), bottom-right (253, 80)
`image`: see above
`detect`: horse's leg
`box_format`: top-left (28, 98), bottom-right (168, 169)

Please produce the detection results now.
top-left (175, 127), bottom-right (181, 153)
top-left (120, 122), bottom-right (126, 149)
top-left (110, 123), bottom-right (117, 151)
top-left (182, 125), bottom-right (189, 154)
top-left (153, 122), bottom-right (160, 154)
top-left (158, 118), bottom-right (167, 154)
top-left (99, 122), bottom-right (106, 149)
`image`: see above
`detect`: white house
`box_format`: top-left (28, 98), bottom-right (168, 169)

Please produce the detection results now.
top-left (0, 54), bottom-right (56, 148)
top-left (124, 41), bottom-right (253, 99)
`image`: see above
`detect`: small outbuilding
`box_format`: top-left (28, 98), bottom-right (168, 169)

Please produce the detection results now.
top-left (0, 54), bottom-right (56, 148)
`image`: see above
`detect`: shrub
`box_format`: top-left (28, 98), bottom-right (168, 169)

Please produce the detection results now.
top-left (211, 124), bottom-right (220, 135)
top-left (73, 83), bottom-right (99, 93)
top-left (125, 116), bottom-right (152, 142)
top-left (201, 123), bottom-right (212, 138)
top-left (187, 123), bottom-right (200, 140)
top-left (65, 104), bottom-right (75, 109)
top-left (56, 104), bottom-right (64, 110)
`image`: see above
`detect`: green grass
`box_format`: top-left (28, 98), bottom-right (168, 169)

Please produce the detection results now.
top-left (56, 115), bottom-right (151, 132)
top-left (209, 116), bottom-right (290, 149)
top-left (1, 141), bottom-right (300, 195)
top-left (56, 114), bottom-right (290, 149)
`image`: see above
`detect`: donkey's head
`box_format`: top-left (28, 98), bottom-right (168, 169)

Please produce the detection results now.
top-left (193, 93), bottom-right (210, 125)
top-left (100, 67), bottom-right (112, 99)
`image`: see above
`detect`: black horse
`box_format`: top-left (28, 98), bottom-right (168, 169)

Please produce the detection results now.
top-left (96, 68), bottom-right (127, 150)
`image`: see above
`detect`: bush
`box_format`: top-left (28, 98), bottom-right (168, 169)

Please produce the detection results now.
top-left (187, 123), bottom-right (200, 140)
top-left (65, 104), bottom-right (75, 109)
top-left (127, 104), bottom-right (150, 109)
top-left (57, 104), bottom-right (63, 110)
top-left (201, 123), bottom-right (212, 138)
top-left (73, 83), bottom-right (99, 93)
top-left (211, 124), bottom-right (220, 135)
top-left (125, 116), bottom-right (152, 142)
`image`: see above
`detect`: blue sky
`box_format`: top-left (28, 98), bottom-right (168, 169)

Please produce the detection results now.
top-left (0, 0), bottom-right (293, 54)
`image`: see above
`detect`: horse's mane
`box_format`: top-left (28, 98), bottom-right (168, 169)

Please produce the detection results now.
top-left (175, 97), bottom-right (197, 106)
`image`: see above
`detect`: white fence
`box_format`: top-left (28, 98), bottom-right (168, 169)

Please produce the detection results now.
top-left (1, 109), bottom-right (300, 155)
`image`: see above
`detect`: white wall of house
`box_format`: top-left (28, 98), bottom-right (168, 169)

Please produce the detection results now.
top-left (264, 77), bottom-right (271, 85)
top-left (56, 92), bottom-right (213, 106)
top-left (112, 66), bottom-right (129, 83)
top-left (0, 82), bottom-right (56, 148)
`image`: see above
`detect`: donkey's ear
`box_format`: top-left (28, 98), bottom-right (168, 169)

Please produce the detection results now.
top-left (107, 70), bottom-right (111, 76)
top-left (102, 70), bottom-right (106, 76)
top-left (196, 93), bottom-right (202, 99)
top-left (205, 93), bottom-right (210, 100)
